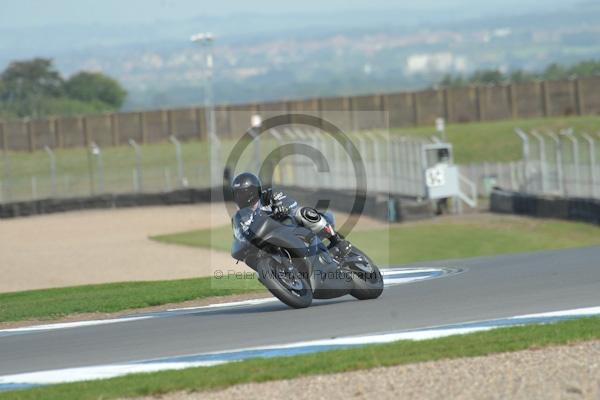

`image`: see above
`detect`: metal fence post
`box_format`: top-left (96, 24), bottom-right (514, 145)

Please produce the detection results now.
top-left (514, 128), bottom-right (530, 192)
top-left (90, 142), bottom-right (104, 194)
top-left (169, 135), bottom-right (187, 188)
top-left (581, 132), bottom-right (597, 198)
top-left (249, 114), bottom-right (262, 175)
top-left (129, 139), bottom-right (143, 193)
top-left (530, 130), bottom-right (547, 193)
top-left (560, 128), bottom-right (580, 197)
top-left (44, 146), bottom-right (57, 198)
top-left (545, 130), bottom-right (564, 196)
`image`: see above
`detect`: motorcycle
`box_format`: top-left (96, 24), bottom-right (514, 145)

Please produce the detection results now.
top-left (231, 201), bottom-right (384, 308)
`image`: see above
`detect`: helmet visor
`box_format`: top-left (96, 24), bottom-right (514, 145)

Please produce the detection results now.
top-left (234, 186), bottom-right (260, 208)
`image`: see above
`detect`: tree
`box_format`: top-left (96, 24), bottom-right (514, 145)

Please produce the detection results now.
top-left (0, 58), bottom-right (64, 102)
top-left (468, 69), bottom-right (506, 85)
top-left (65, 72), bottom-right (127, 108)
top-left (542, 63), bottom-right (568, 81)
top-left (439, 74), bottom-right (465, 88)
top-left (509, 69), bottom-right (538, 83)
top-left (569, 60), bottom-right (600, 78)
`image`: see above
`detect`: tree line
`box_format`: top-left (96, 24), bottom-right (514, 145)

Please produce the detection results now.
top-left (0, 58), bottom-right (127, 119)
top-left (438, 59), bottom-right (600, 88)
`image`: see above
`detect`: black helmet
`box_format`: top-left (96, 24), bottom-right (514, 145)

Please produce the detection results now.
top-left (231, 172), bottom-right (262, 208)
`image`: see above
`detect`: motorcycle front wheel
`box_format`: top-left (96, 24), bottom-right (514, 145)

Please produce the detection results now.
top-left (347, 248), bottom-right (384, 300)
top-left (256, 255), bottom-right (313, 309)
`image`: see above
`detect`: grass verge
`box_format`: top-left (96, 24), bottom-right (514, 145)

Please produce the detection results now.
top-left (0, 277), bottom-right (263, 323)
top-left (151, 214), bottom-right (600, 265)
top-left (4, 215), bottom-right (598, 323)
top-left (395, 114), bottom-right (600, 163)
top-left (2, 316), bottom-right (599, 400)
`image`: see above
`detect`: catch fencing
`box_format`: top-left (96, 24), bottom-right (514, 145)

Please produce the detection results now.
top-left (511, 128), bottom-right (600, 199)
top-left (0, 125), bottom-right (455, 206)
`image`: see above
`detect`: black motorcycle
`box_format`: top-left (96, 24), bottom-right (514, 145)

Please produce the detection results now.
top-left (231, 204), bottom-right (384, 308)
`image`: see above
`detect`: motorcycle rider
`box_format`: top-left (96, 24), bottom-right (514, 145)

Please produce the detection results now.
top-left (231, 172), bottom-right (352, 262)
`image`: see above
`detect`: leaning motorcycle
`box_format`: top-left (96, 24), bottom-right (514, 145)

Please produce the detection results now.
top-left (231, 205), bottom-right (384, 308)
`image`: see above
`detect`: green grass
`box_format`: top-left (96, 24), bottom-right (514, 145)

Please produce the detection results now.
top-left (3, 316), bottom-right (600, 400)
top-left (151, 215), bottom-right (600, 266)
top-left (5, 215), bottom-right (598, 323)
top-left (395, 114), bottom-right (600, 163)
top-left (3, 114), bottom-right (600, 201)
top-left (0, 277), bottom-right (263, 323)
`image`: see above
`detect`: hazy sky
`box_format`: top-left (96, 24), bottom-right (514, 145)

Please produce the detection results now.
top-left (0, 0), bottom-right (580, 28)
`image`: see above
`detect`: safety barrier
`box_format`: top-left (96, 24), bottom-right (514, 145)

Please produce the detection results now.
top-left (490, 188), bottom-right (600, 225)
top-left (0, 186), bottom-right (433, 222)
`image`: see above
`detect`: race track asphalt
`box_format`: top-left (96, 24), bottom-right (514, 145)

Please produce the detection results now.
top-left (1, 246), bottom-right (599, 376)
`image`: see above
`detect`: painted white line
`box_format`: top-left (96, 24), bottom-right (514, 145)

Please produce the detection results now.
top-left (510, 306), bottom-right (600, 319)
top-left (166, 297), bottom-right (278, 312)
top-left (2, 305), bottom-right (598, 389)
top-left (0, 267), bottom-right (446, 336)
top-left (166, 268), bottom-right (446, 312)
top-left (0, 361), bottom-right (229, 386)
top-left (0, 316), bottom-right (153, 335)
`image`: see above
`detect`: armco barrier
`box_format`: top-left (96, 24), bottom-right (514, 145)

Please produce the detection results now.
top-left (0, 187), bottom-right (433, 222)
top-left (490, 188), bottom-right (600, 225)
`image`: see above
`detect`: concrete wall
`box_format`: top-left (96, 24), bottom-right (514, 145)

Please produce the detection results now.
top-left (3, 77), bottom-right (600, 152)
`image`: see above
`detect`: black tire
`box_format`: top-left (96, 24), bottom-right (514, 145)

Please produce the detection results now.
top-left (256, 257), bottom-right (313, 309)
top-left (348, 248), bottom-right (384, 300)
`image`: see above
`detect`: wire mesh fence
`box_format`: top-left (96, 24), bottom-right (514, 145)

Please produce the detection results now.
top-left (457, 129), bottom-right (600, 200)
top-left (224, 127), bottom-right (431, 199)
top-left (510, 128), bottom-right (600, 199)
top-left (0, 128), bottom-right (438, 204)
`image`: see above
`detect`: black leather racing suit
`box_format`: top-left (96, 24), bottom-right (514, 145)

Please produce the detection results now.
top-left (232, 190), bottom-right (344, 269)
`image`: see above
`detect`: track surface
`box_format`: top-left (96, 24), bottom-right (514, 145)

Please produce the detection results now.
top-left (1, 246), bottom-right (599, 376)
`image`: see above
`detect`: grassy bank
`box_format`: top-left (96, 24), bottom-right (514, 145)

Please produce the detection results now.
top-left (152, 214), bottom-right (600, 265)
top-left (395, 114), bottom-right (600, 163)
top-left (0, 277), bottom-right (263, 323)
top-left (3, 316), bottom-right (599, 400)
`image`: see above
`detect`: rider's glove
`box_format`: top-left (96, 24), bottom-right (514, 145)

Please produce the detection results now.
top-left (271, 192), bottom-right (289, 217)
top-left (272, 201), bottom-right (289, 217)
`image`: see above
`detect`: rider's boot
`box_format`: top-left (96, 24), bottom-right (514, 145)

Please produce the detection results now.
top-left (324, 224), bottom-right (352, 259)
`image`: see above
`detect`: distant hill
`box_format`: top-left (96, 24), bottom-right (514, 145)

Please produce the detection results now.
top-left (1, 0), bottom-right (598, 111)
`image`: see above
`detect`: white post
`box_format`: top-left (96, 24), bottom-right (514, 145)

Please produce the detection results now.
top-left (169, 135), bottom-right (186, 188)
top-left (514, 128), bottom-right (530, 192)
top-left (545, 130), bottom-right (564, 196)
top-left (530, 130), bottom-right (547, 194)
top-left (250, 114), bottom-right (262, 176)
top-left (44, 146), bottom-right (57, 197)
top-left (129, 139), bottom-right (143, 193)
top-left (581, 132), bottom-right (597, 198)
top-left (90, 142), bottom-right (104, 194)
top-left (560, 128), bottom-right (580, 197)
top-left (510, 162), bottom-right (517, 190)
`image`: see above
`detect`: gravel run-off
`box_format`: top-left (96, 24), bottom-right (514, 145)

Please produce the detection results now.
top-left (136, 340), bottom-right (600, 400)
